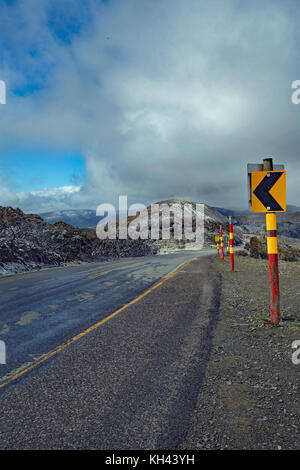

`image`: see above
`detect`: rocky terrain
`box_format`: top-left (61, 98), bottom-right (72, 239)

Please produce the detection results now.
top-left (0, 206), bottom-right (157, 276)
top-left (238, 235), bottom-right (300, 261)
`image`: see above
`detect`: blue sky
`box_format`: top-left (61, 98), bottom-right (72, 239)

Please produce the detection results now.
top-left (0, 147), bottom-right (85, 191)
top-left (0, 0), bottom-right (94, 197)
top-left (0, 0), bottom-right (299, 213)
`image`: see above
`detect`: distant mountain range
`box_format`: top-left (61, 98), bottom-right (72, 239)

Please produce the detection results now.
top-left (40, 203), bottom-right (229, 229)
top-left (213, 204), bottom-right (300, 217)
top-left (39, 201), bottom-right (230, 230)
top-left (39, 203), bottom-right (300, 229)
top-left (40, 209), bottom-right (104, 228)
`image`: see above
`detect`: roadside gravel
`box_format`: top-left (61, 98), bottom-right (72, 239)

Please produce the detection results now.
top-left (182, 255), bottom-right (300, 450)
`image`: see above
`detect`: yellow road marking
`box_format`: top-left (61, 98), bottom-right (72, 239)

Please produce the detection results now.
top-left (0, 256), bottom-right (199, 390)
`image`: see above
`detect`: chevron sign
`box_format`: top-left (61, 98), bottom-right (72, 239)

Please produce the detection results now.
top-left (251, 170), bottom-right (286, 213)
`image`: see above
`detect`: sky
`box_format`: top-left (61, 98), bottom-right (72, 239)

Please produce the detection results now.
top-left (0, 0), bottom-right (299, 214)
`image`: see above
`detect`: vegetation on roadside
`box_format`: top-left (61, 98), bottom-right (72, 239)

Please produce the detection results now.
top-left (238, 235), bottom-right (300, 261)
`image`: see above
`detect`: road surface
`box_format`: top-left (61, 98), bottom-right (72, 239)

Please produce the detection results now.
top-left (0, 249), bottom-right (220, 449)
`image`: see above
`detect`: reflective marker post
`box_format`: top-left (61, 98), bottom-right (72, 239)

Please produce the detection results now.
top-left (248, 157), bottom-right (285, 325)
top-left (263, 158), bottom-right (280, 325)
top-left (229, 216), bottom-right (234, 271)
top-left (266, 212), bottom-right (280, 324)
top-left (215, 235), bottom-right (220, 256)
top-left (220, 226), bottom-right (224, 260)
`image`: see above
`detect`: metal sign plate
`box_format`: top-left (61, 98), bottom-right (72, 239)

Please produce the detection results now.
top-left (251, 170), bottom-right (286, 213)
top-left (247, 163), bottom-right (284, 207)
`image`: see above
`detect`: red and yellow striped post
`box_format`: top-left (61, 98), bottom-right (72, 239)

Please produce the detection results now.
top-left (266, 213), bottom-right (280, 325)
top-left (220, 226), bottom-right (224, 260)
top-left (215, 235), bottom-right (220, 256)
top-left (229, 216), bottom-right (234, 271)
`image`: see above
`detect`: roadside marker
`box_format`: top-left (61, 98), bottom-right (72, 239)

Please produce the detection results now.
top-left (229, 216), bottom-right (234, 271)
top-left (215, 235), bottom-right (220, 256)
top-left (220, 226), bottom-right (224, 260)
top-left (266, 211), bottom-right (280, 324)
top-left (248, 157), bottom-right (285, 325)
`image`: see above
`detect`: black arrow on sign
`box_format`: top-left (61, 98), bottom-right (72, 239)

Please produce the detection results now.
top-left (253, 172), bottom-right (284, 211)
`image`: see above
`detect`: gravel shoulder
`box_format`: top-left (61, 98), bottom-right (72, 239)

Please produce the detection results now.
top-left (182, 254), bottom-right (300, 450)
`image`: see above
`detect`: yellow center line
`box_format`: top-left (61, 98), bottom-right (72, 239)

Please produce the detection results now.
top-left (0, 256), bottom-right (199, 390)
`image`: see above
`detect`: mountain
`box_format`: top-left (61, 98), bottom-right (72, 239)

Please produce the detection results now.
top-left (102, 198), bottom-right (243, 253)
top-left (41, 203), bottom-right (237, 230)
top-left (39, 209), bottom-right (104, 228)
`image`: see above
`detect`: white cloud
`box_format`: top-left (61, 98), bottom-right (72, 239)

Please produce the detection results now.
top-left (0, 0), bottom-right (299, 212)
top-left (0, 184), bottom-right (87, 213)
top-left (30, 185), bottom-right (81, 198)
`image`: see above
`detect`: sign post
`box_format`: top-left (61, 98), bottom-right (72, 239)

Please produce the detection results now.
top-left (248, 157), bottom-right (286, 325)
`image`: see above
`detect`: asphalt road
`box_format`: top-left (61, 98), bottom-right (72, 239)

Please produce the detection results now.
top-left (0, 249), bottom-right (214, 384)
top-left (0, 249), bottom-right (220, 449)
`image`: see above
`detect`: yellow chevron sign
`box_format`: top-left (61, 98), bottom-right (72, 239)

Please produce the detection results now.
top-left (215, 235), bottom-right (220, 242)
top-left (251, 170), bottom-right (286, 213)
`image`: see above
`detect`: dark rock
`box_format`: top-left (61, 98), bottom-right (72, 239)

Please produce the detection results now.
top-left (0, 206), bottom-right (158, 275)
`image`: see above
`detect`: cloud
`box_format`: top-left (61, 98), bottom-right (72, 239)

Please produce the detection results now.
top-left (0, 0), bottom-right (299, 212)
top-left (0, 183), bottom-right (87, 213)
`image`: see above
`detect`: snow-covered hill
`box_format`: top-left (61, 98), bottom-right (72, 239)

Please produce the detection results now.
top-left (98, 198), bottom-right (243, 253)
